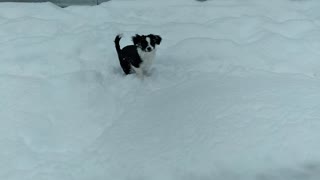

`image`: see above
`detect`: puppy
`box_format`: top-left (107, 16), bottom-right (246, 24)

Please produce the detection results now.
top-left (114, 34), bottom-right (162, 78)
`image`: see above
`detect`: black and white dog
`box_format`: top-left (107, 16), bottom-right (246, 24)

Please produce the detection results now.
top-left (114, 34), bottom-right (162, 78)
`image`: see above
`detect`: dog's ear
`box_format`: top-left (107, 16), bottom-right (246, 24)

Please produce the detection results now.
top-left (154, 35), bottom-right (162, 45)
top-left (132, 34), bottom-right (141, 45)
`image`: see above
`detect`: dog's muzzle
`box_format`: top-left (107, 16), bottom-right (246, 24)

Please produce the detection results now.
top-left (147, 47), bottom-right (153, 52)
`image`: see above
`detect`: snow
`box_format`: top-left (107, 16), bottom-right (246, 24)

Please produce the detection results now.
top-left (1, 0), bottom-right (320, 179)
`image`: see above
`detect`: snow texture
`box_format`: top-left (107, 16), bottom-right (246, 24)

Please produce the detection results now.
top-left (1, 0), bottom-right (320, 180)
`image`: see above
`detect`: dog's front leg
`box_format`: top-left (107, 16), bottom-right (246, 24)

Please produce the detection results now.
top-left (132, 67), bottom-right (144, 80)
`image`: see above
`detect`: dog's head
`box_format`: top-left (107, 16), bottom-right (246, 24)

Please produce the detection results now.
top-left (132, 34), bottom-right (162, 52)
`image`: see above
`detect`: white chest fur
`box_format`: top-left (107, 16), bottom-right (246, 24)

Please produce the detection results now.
top-left (137, 48), bottom-right (156, 72)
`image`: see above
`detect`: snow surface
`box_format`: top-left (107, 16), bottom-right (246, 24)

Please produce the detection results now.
top-left (1, 0), bottom-right (320, 179)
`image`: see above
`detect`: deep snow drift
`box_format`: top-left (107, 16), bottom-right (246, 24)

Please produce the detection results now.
top-left (1, 0), bottom-right (320, 180)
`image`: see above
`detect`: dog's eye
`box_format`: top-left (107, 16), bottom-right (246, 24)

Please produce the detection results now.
top-left (141, 41), bottom-right (147, 47)
top-left (150, 39), bottom-right (155, 46)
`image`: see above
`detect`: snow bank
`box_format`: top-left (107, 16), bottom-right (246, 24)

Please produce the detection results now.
top-left (1, 0), bottom-right (320, 180)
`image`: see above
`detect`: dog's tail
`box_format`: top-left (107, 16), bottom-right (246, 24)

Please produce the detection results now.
top-left (114, 34), bottom-right (131, 74)
top-left (114, 34), bottom-right (123, 61)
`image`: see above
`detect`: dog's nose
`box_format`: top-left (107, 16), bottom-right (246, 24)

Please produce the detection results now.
top-left (147, 47), bottom-right (152, 51)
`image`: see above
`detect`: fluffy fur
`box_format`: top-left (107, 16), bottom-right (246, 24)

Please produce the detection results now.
top-left (114, 34), bottom-right (162, 78)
